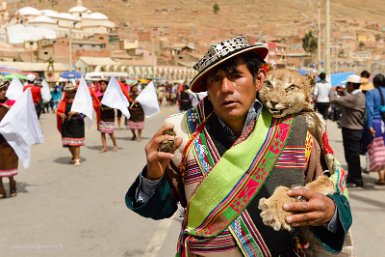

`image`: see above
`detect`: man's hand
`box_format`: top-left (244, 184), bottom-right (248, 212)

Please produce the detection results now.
top-left (145, 123), bottom-right (182, 180)
top-left (283, 188), bottom-right (335, 227)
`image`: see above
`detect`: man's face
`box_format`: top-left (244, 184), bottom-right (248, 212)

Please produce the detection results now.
top-left (206, 59), bottom-right (264, 126)
top-left (346, 83), bottom-right (355, 93)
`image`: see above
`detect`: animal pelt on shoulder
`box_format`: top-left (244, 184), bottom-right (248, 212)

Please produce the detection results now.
top-left (257, 69), bottom-right (353, 256)
top-left (259, 68), bottom-right (335, 173)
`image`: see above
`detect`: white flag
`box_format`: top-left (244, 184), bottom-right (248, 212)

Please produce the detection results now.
top-left (71, 77), bottom-right (93, 127)
top-left (135, 81), bottom-right (160, 117)
top-left (6, 78), bottom-right (23, 100)
top-left (0, 88), bottom-right (44, 169)
top-left (41, 80), bottom-right (52, 103)
top-left (101, 77), bottom-right (130, 118)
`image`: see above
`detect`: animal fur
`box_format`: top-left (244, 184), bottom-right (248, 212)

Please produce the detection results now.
top-left (258, 69), bottom-right (340, 255)
top-left (259, 69), bottom-right (336, 173)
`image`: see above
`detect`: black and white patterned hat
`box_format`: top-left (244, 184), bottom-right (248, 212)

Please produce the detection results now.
top-left (190, 36), bottom-right (268, 92)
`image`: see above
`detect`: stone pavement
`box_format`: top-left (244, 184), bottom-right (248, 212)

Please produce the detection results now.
top-left (0, 108), bottom-right (384, 257)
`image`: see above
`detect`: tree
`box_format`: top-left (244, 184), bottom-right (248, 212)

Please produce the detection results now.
top-left (359, 41), bottom-right (366, 50)
top-left (213, 3), bottom-right (220, 14)
top-left (302, 31), bottom-right (318, 55)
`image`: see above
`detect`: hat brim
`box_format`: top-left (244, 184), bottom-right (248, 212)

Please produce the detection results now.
top-left (190, 45), bottom-right (269, 93)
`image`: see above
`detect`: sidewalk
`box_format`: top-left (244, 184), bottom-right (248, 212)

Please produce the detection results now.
top-left (326, 120), bottom-right (385, 257)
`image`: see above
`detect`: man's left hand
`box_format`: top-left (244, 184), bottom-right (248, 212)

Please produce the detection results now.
top-left (283, 188), bottom-right (335, 227)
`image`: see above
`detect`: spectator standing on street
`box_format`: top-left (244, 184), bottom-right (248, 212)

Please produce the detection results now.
top-left (313, 72), bottom-right (331, 120)
top-left (360, 70), bottom-right (374, 93)
top-left (178, 84), bottom-right (194, 112)
top-left (359, 70), bottom-right (374, 173)
top-left (330, 74), bottom-right (366, 187)
top-left (23, 74), bottom-right (43, 119)
top-left (51, 86), bottom-right (62, 112)
top-left (364, 74), bottom-right (385, 185)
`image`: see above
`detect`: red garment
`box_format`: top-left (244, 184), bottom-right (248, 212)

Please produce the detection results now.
top-left (23, 84), bottom-right (42, 105)
top-left (118, 81), bottom-right (132, 102)
top-left (56, 87), bottom-right (100, 132)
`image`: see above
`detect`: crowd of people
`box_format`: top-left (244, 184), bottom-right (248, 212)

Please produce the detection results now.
top-left (313, 70), bottom-right (385, 187)
top-left (0, 73), bottom-right (204, 198)
top-left (1, 35), bottom-right (384, 256)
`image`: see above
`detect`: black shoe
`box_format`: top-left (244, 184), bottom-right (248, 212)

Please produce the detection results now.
top-left (346, 182), bottom-right (364, 188)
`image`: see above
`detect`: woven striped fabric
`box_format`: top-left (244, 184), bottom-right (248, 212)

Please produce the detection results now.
top-left (275, 146), bottom-right (306, 169)
top-left (62, 137), bottom-right (85, 147)
top-left (368, 136), bottom-right (385, 172)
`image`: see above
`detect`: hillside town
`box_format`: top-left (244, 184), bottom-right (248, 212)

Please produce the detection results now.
top-left (0, 0), bottom-right (384, 81)
top-left (1, 1), bottom-right (385, 257)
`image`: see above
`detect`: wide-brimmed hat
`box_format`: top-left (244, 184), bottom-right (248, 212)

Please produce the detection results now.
top-left (190, 36), bottom-right (269, 92)
top-left (346, 74), bottom-right (361, 84)
top-left (0, 80), bottom-right (10, 89)
top-left (63, 82), bottom-right (76, 91)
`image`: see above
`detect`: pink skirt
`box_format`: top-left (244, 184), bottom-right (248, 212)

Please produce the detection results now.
top-left (0, 169), bottom-right (17, 178)
top-left (98, 121), bottom-right (115, 134)
top-left (368, 137), bottom-right (385, 172)
top-left (127, 120), bottom-right (144, 130)
top-left (62, 137), bottom-right (85, 147)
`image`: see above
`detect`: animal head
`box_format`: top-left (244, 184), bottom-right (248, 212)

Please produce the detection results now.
top-left (259, 69), bottom-right (312, 118)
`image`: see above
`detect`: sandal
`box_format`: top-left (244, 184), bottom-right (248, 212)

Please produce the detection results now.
top-left (375, 179), bottom-right (385, 186)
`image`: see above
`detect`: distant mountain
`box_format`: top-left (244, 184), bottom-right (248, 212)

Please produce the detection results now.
top-left (7, 0), bottom-right (385, 44)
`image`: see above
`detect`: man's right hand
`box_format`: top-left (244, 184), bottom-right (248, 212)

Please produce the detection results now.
top-left (145, 123), bottom-right (182, 180)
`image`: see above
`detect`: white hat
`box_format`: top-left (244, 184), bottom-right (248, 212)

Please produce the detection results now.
top-left (346, 75), bottom-right (361, 84)
top-left (26, 73), bottom-right (36, 82)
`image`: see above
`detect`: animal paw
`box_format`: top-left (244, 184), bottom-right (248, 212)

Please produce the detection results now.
top-left (258, 186), bottom-right (294, 231)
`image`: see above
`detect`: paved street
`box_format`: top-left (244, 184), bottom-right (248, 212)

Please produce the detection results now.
top-left (0, 107), bottom-right (384, 257)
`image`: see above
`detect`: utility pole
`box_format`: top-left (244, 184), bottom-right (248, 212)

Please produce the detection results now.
top-left (68, 28), bottom-right (73, 70)
top-left (152, 27), bottom-right (157, 79)
top-left (317, 0), bottom-right (321, 72)
top-left (325, 0), bottom-right (331, 76)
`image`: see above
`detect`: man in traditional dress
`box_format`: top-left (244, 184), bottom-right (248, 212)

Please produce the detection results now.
top-left (125, 36), bottom-right (352, 256)
top-left (0, 80), bottom-right (18, 198)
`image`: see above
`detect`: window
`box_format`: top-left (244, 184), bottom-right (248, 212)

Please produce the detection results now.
top-left (44, 52), bottom-right (48, 55)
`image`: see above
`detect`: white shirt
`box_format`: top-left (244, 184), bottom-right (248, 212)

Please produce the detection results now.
top-left (314, 81), bottom-right (332, 103)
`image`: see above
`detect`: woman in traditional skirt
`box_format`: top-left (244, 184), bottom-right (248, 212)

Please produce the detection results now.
top-left (127, 84), bottom-right (145, 142)
top-left (56, 83), bottom-right (85, 166)
top-left (365, 73), bottom-right (385, 185)
top-left (0, 80), bottom-right (18, 198)
top-left (97, 79), bottom-right (118, 152)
